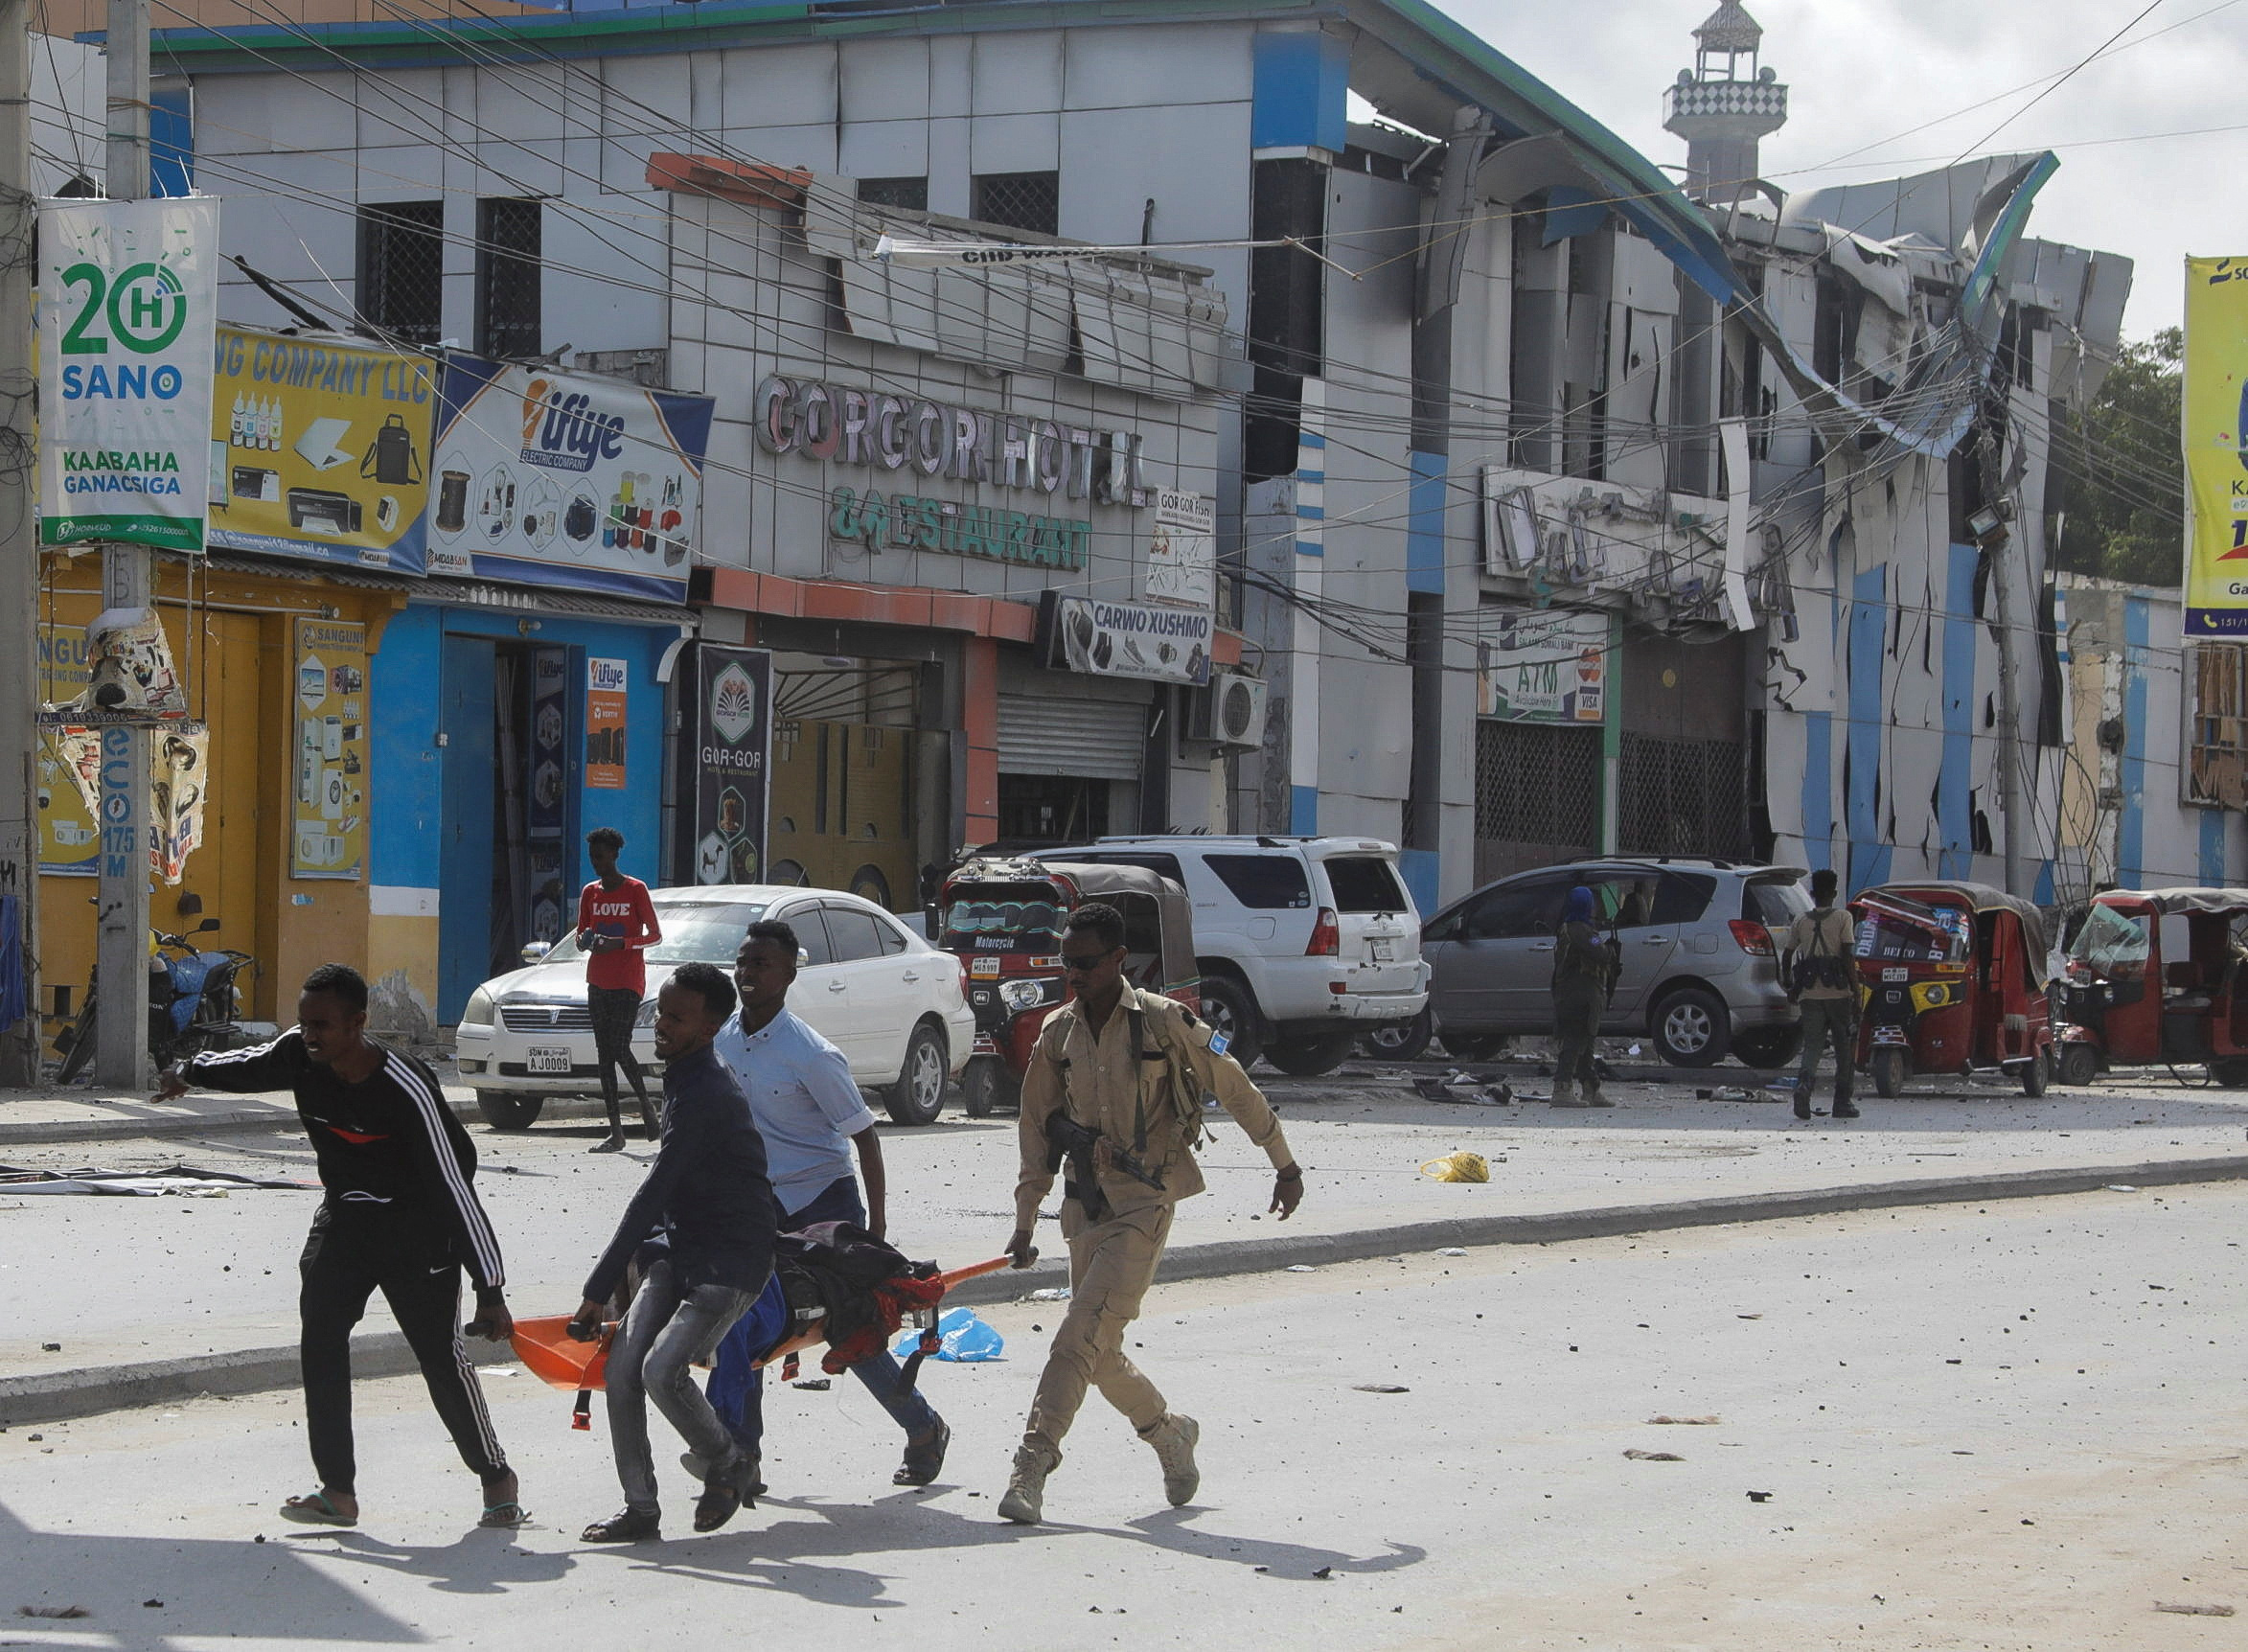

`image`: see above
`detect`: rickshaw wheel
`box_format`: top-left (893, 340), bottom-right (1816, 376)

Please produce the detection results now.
top-left (1870, 1048), bottom-right (1906, 1099)
top-left (2018, 1046), bottom-right (2051, 1097)
top-left (961, 1057), bottom-right (1014, 1117)
top-left (2210, 1057), bottom-right (2248, 1090)
top-left (2056, 1044), bottom-right (2100, 1087)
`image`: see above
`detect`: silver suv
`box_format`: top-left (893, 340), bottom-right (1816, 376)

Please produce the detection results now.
top-left (1419, 859), bottom-right (1809, 1067)
top-left (1033, 835), bottom-right (1429, 1076)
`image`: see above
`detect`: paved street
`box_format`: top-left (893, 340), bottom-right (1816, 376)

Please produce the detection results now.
top-left (1, 1185), bottom-right (2242, 1650)
top-left (4, 1064), bottom-right (2246, 1380)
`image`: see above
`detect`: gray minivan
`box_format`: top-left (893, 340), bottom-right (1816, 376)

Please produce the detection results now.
top-left (1420, 860), bottom-right (1810, 1067)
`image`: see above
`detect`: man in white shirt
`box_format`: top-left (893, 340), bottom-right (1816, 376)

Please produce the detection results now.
top-left (705, 919), bottom-right (950, 1489)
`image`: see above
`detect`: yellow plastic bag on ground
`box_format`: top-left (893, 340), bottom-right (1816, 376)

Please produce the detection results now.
top-left (1419, 1151), bottom-right (1490, 1183)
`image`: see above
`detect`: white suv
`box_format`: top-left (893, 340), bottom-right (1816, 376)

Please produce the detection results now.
top-left (1033, 836), bottom-right (1429, 1076)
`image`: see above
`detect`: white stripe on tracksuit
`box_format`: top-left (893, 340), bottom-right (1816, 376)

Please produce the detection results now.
top-left (386, 1053), bottom-right (507, 1291)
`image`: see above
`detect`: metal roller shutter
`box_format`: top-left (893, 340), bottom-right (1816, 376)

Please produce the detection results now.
top-left (997, 694), bottom-right (1146, 780)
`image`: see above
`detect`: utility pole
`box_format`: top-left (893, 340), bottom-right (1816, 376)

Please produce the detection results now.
top-left (92, 0), bottom-right (151, 1088)
top-left (0, 0), bottom-right (36, 1086)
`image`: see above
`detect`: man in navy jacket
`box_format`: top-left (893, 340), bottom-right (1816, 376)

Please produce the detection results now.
top-left (574, 961), bottom-right (779, 1543)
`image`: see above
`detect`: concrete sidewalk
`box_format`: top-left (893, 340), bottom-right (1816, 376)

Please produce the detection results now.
top-left (5, 1062), bottom-right (2248, 1427)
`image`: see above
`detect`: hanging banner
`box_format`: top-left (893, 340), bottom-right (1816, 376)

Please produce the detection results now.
top-left (35, 625), bottom-right (97, 875)
top-left (677, 645), bottom-right (770, 886)
top-left (207, 326), bottom-right (436, 576)
top-left (37, 195), bottom-right (219, 553)
top-left (1040, 592), bottom-right (1212, 686)
top-left (429, 355), bottom-right (715, 602)
top-left (1474, 608), bottom-right (1609, 723)
top-left (150, 727), bottom-right (209, 886)
top-left (290, 618), bottom-right (370, 879)
top-left (2186, 257), bottom-right (2248, 636)
top-left (586, 657), bottom-right (628, 790)
top-left (1145, 489), bottom-right (1215, 608)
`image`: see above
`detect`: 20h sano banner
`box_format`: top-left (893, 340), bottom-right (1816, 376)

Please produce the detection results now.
top-left (38, 196), bottom-right (219, 552)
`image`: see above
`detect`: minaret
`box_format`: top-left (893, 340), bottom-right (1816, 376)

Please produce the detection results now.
top-left (1662, 1), bottom-right (1788, 204)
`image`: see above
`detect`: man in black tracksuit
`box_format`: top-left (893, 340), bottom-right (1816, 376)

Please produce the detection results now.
top-left (156, 964), bottom-right (520, 1528)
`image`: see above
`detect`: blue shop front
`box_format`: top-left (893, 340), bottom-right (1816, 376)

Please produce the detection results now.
top-left (366, 356), bottom-right (712, 1026)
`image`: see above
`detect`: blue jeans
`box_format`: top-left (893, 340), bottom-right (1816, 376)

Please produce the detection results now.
top-left (708, 1176), bottom-right (939, 1456)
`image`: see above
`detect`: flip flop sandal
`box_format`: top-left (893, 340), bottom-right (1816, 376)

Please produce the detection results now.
top-left (478, 1501), bottom-right (531, 1529)
top-left (894, 1419), bottom-right (951, 1486)
top-left (279, 1491), bottom-right (357, 1527)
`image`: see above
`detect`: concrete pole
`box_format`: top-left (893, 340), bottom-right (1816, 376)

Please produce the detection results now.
top-left (93, 0), bottom-right (151, 1088)
top-left (0, 0), bottom-right (36, 1085)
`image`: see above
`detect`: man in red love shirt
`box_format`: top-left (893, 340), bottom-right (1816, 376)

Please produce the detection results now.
top-left (578, 827), bottom-right (663, 1152)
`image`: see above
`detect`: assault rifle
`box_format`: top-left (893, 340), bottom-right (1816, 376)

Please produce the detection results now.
top-left (1046, 1113), bottom-right (1164, 1221)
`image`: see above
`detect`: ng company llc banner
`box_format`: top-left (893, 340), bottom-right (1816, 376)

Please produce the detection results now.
top-left (2187, 257), bottom-right (2248, 636)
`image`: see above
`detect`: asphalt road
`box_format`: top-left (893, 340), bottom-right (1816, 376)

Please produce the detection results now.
top-left (1, 1184), bottom-right (2241, 1650)
top-left (6, 1070), bottom-right (2248, 1382)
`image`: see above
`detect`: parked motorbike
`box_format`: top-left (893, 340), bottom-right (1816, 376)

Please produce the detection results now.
top-left (55, 918), bottom-right (258, 1083)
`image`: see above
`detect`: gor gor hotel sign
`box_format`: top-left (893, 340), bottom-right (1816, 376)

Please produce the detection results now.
top-left (755, 375), bottom-right (1152, 571)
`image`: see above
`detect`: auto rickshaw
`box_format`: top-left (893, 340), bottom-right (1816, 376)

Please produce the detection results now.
top-left (933, 856), bottom-right (1200, 1115)
top-left (1849, 882), bottom-right (2053, 1098)
top-left (2053, 887), bottom-right (2248, 1087)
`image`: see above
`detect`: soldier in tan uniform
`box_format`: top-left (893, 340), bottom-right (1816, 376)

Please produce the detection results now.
top-left (998, 902), bottom-right (1303, 1524)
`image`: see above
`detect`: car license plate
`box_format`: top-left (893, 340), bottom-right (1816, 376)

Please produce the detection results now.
top-left (1371, 940), bottom-right (1395, 962)
top-left (1872, 1025), bottom-right (1908, 1045)
top-left (526, 1046), bottom-right (573, 1074)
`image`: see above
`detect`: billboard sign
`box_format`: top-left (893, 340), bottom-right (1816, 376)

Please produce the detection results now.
top-left (677, 645), bottom-right (770, 886)
top-left (2186, 257), bottom-right (2248, 636)
top-left (37, 195), bottom-right (219, 553)
top-left (1145, 489), bottom-right (1215, 608)
top-left (1044, 593), bottom-right (1212, 686)
top-left (430, 356), bottom-right (715, 601)
top-left (290, 618), bottom-right (370, 879)
top-left (1475, 608), bottom-right (1608, 723)
top-left (207, 326), bottom-right (436, 575)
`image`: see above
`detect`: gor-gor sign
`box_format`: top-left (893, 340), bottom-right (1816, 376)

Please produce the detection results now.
top-left (755, 376), bottom-right (1151, 507)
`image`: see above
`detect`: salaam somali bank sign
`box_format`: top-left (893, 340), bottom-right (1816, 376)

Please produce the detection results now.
top-left (753, 375), bottom-right (1149, 571)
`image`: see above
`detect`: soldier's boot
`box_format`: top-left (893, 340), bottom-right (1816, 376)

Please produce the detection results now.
top-left (1584, 1079), bottom-right (1615, 1108)
top-left (1550, 1079), bottom-right (1588, 1108)
top-left (1141, 1412), bottom-right (1201, 1506)
top-left (998, 1443), bottom-right (1061, 1525)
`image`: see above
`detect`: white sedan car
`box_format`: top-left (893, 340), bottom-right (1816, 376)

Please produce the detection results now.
top-left (453, 884), bottom-right (975, 1129)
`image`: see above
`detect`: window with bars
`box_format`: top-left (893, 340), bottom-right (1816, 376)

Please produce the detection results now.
top-left (2189, 644), bottom-right (2248, 808)
top-left (1475, 721), bottom-right (1601, 883)
top-left (1617, 732), bottom-right (1748, 860)
top-left (476, 197), bottom-right (542, 361)
top-left (356, 199), bottom-right (445, 346)
top-left (973, 171), bottom-right (1059, 236)
top-left (858, 175), bottom-right (929, 211)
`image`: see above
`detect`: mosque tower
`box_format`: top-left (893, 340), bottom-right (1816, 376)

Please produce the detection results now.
top-left (1662, 1), bottom-right (1789, 203)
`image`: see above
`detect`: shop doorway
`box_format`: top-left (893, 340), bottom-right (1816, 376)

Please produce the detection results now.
top-left (766, 656), bottom-right (930, 910)
top-left (996, 774), bottom-right (1112, 847)
top-left (439, 635), bottom-right (576, 1019)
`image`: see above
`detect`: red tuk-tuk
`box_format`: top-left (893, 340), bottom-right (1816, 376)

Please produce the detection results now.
top-left (934, 856), bottom-right (1199, 1115)
top-left (1850, 882), bottom-right (2054, 1098)
top-left (2054, 887), bottom-right (2248, 1087)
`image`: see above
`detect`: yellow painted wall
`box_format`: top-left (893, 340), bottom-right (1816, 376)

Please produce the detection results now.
top-left (34, 553), bottom-right (401, 1038)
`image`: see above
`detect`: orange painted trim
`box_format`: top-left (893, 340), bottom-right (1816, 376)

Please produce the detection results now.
top-left (647, 152), bottom-right (813, 211)
top-left (698, 566), bottom-right (1037, 642)
top-left (962, 636), bottom-right (999, 841)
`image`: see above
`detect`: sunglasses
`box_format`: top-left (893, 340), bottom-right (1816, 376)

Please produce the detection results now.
top-left (1061, 952), bottom-right (1113, 973)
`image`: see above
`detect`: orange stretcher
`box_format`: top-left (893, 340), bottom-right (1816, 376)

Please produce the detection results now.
top-left (511, 1255), bottom-right (1012, 1397)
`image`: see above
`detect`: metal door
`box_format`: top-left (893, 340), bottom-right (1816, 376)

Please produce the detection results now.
top-left (438, 633), bottom-right (496, 1022)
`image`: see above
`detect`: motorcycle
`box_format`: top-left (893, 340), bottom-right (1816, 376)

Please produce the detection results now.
top-left (55, 918), bottom-right (258, 1083)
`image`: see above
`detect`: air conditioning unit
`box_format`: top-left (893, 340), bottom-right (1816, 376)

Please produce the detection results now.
top-left (1189, 672), bottom-right (1269, 749)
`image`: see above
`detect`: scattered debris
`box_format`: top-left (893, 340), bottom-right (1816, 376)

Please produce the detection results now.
top-left (1647, 1415), bottom-right (1721, 1426)
top-left (1434, 1248), bottom-right (1467, 1258)
top-left (0, 1163), bottom-right (312, 1196)
top-left (2105, 1184), bottom-right (2140, 1193)
top-left (1696, 1088), bottom-right (1758, 1102)
top-left (143, 1600), bottom-right (164, 1610)
top-left (1746, 1491), bottom-right (1774, 1503)
top-left (38, 1344), bottom-right (57, 1353)
top-left (1419, 1152), bottom-right (1490, 1183)
top-left (2154, 1603), bottom-right (2235, 1618)
top-left (1736, 1315), bottom-right (1762, 1321)
top-left (1284, 1264), bottom-right (1319, 1273)
top-left (1024, 1287), bottom-right (1072, 1302)
top-left (1352, 1384), bottom-right (1411, 1394)
top-left (17, 1606), bottom-right (90, 1619)
top-left (1622, 1450), bottom-right (1684, 1461)
top-left (1312, 1567), bottom-right (1334, 1580)
top-left (791, 1378), bottom-right (832, 1391)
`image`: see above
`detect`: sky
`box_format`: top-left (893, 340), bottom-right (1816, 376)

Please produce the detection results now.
top-left (1434, 0), bottom-right (2242, 341)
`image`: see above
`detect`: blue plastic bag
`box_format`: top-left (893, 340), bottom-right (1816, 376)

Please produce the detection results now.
top-left (891, 1306), bottom-right (1004, 1363)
